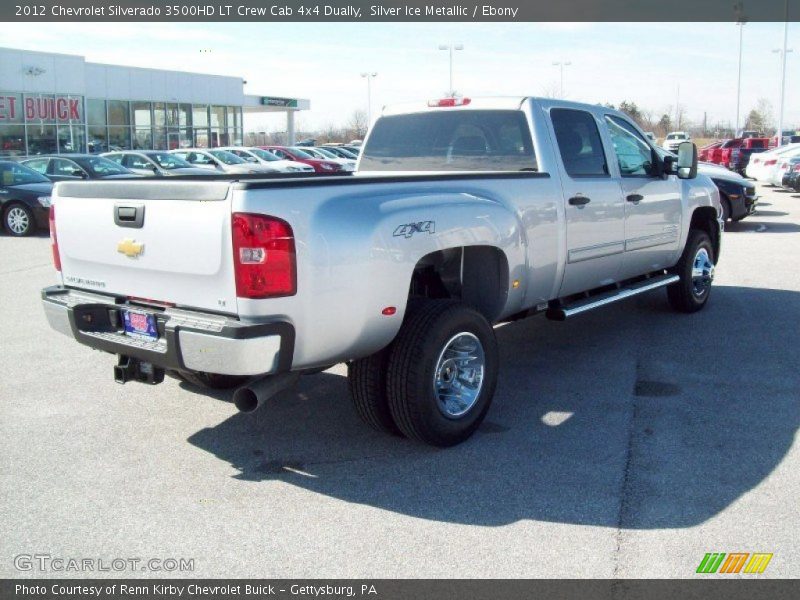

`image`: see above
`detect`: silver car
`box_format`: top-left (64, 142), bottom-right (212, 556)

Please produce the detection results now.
top-left (101, 151), bottom-right (217, 177)
top-left (168, 148), bottom-right (278, 174)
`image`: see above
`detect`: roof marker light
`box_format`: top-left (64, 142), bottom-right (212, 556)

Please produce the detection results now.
top-left (428, 97), bottom-right (472, 108)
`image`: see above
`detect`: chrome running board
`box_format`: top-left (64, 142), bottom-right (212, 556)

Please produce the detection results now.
top-left (546, 273), bottom-right (680, 321)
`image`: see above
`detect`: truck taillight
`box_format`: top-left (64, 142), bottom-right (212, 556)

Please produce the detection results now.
top-left (765, 159), bottom-right (777, 166)
top-left (49, 205), bottom-right (61, 272)
top-left (231, 213), bottom-right (296, 299)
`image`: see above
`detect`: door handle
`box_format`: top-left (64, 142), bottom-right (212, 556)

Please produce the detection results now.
top-left (626, 194), bottom-right (643, 203)
top-left (568, 195), bottom-right (591, 206)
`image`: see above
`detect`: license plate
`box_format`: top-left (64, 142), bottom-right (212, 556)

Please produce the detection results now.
top-left (122, 310), bottom-right (158, 339)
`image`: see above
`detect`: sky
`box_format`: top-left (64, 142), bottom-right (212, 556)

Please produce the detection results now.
top-left (1, 21), bottom-right (797, 133)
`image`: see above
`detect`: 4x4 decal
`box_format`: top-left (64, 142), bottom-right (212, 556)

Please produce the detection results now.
top-left (393, 221), bottom-right (436, 239)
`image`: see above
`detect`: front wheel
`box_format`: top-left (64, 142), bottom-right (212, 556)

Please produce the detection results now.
top-left (667, 229), bottom-right (715, 313)
top-left (4, 204), bottom-right (35, 237)
top-left (386, 300), bottom-right (498, 447)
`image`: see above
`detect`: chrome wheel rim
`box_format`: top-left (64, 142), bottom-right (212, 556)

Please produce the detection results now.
top-left (7, 207), bottom-right (30, 235)
top-left (691, 247), bottom-right (715, 297)
top-left (433, 332), bottom-right (485, 419)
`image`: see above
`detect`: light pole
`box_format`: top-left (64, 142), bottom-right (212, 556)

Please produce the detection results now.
top-left (438, 43), bottom-right (464, 97)
top-left (772, 3), bottom-right (793, 147)
top-left (552, 61), bottom-right (572, 97)
top-left (360, 72), bottom-right (377, 125)
top-left (735, 20), bottom-right (746, 133)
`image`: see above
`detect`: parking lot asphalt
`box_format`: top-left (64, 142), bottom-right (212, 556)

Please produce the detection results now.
top-left (1, 183), bottom-right (798, 579)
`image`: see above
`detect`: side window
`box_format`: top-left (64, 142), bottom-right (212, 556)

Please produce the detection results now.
top-left (105, 154), bottom-right (124, 165)
top-left (604, 116), bottom-right (657, 177)
top-left (550, 109), bottom-right (608, 177)
top-left (128, 155), bottom-right (152, 169)
top-left (52, 158), bottom-right (83, 177)
top-left (273, 149), bottom-right (286, 159)
top-left (24, 159), bottom-right (49, 175)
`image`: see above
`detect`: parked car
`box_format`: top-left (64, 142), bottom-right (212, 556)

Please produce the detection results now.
top-left (717, 138), bottom-right (769, 174)
top-left (698, 141), bottom-right (723, 162)
top-left (0, 160), bottom-right (53, 236)
top-left (659, 148), bottom-right (757, 222)
top-left (217, 147), bottom-right (314, 173)
top-left (20, 154), bottom-right (139, 182)
top-left (169, 149), bottom-right (274, 175)
top-left (319, 146), bottom-right (360, 160)
top-left (101, 151), bottom-right (216, 177)
top-left (769, 152), bottom-right (800, 187)
top-left (662, 131), bottom-right (691, 152)
top-left (781, 161), bottom-right (800, 192)
top-left (745, 143), bottom-right (800, 181)
top-left (43, 96), bottom-right (720, 447)
top-left (304, 147), bottom-right (356, 171)
top-left (260, 146), bottom-right (344, 173)
top-left (769, 130), bottom-right (800, 147)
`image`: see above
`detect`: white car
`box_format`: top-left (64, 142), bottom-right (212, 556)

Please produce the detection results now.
top-left (662, 132), bottom-right (691, 153)
top-left (218, 147), bottom-right (314, 173)
top-left (746, 143), bottom-right (800, 182)
top-left (302, 147), bottom-right (356, 171)
top-left (768, 148), bottom-right (800, 186)
top-left (168, 149), bottom-right (276, 175)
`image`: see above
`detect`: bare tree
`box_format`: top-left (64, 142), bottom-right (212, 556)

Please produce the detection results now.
top-left (347, 109), bottom-right (368, 140)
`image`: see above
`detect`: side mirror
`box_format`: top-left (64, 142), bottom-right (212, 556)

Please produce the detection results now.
top-left (73, 169), bottom-right (87, 179)
top-left (676, 141), bottom-right (697, 179)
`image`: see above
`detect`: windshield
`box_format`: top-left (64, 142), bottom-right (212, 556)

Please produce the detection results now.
top-left (666, 134), bottom-right (686, 140)
top-left (360, 110), bottom-right (537, 172)
top-left (149, 152), bottom-right (193, 169)
top-left (83, 156), bottom-right (131, 176)
top-left (209, 150), bottom-right (246, 165)
top-left (313, 148), bottom-right (340, 159)
top-left (0, 161), bottom-right (50, 186)
top-left (289, 147), bottom-right (314, 159)
top-left (249, 148), bottom-right (281, 162)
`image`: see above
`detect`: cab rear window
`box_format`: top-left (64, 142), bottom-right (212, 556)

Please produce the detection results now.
top-left (360, 110), bottom-right (537, 172)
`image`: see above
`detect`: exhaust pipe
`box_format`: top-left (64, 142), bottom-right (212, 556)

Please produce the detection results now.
top-left (233, 372), bottom-right (300, 413)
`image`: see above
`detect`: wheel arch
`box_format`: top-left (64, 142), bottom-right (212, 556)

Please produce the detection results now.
top-left (689, 206), bottom-right (721, 260)
top-left (408, 245), bottom-right (510, 323)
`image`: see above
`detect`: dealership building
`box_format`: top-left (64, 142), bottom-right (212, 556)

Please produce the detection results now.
top-left (0, 46), bottom-right (310, 157)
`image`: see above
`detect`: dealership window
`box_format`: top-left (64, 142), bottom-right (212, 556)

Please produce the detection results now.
top-left (153, 128), bottom-right (167, 151)
top-left (210, 129), bottom-right (231, 147)
top-left (193, 105), bottom-right (209, 128)
top-left (226, 106), bottom-right (241, 130)
top-left (58, 123), bottom-right (86, 153)
top-left (108, 127), bottom-right (131, 151)
top-left (26, 124), bottom-right (57, 155)
top-left (108, 101), bottom-right (130, 127)
top-left (87, 99), bottom-right (106, 126)
top-left (232, 129), bottom-right (243, 146)
top-left (88, 126), bottom-right (108, 153)
top-left (193, 128), bottom-right (209, 148)
top-left (153, 102), bottom-right (166, 128)
top-left (131, 101), bottom-right (152, 128)
top-left (133, 128), bottom-right (152, 150)
top-left (210, 105), bottom-right (225, 128)
top-left (0, 124), bottom-right (26, 157)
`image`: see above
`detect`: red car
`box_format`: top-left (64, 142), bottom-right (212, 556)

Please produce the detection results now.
top-left (698, 141), bottom-right (723, 162)
top-left (260, 146), bottom-right (343, 174)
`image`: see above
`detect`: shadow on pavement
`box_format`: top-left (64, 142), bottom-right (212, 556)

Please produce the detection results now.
top-left (188, 286), bottom-right (799, 529)
top-left (725, 220), bottom-right (800, 233)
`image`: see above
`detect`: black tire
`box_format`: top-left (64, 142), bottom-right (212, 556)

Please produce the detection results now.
top-left (386, 300), bottom-right (498, 447)
top-left (348, 348), bottom-right (401, 435)
top-left (3, 203), bottom-right (35, 237)
top-left (175, 371), bottom-right (249, 390)
top-left (667, 229), bottom-right (715, 313)
top-left (720, 196), bottom-right (731, 222)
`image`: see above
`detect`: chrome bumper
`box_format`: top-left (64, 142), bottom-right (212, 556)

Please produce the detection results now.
top-left (42, 286), bottom-right (294, 377)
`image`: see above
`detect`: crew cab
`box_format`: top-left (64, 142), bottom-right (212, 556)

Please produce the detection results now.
top-left (42, 97), bottom-right (721, 447)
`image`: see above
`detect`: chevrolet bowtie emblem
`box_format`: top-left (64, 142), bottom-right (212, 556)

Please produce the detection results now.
top-left (117, 238), bottom-right (144, 258)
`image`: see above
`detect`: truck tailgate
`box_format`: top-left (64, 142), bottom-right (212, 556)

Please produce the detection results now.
top-left (53, 180), bottom-right (237, 314)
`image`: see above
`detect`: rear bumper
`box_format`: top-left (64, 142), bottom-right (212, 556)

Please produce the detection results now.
top-left (41, 286), bottom-right (294, 377)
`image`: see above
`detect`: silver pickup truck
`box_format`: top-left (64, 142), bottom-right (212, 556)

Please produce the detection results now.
top-left (42, 97), bottom-right (721, 447)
